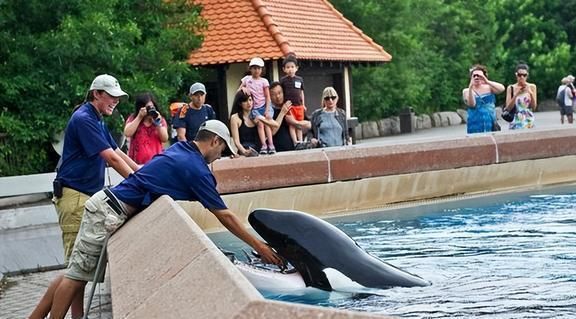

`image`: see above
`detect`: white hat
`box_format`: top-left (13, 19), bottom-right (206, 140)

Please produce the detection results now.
top-left (189, 82), bottom-right (206, 95)
top-left (198, 120), bottom-right (237, 155)
top-left (249, 57), bottom-right (265, 68)
top-left (89, 74), bottom-right (128, 97)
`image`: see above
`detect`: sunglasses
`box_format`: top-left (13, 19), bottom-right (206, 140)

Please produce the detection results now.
top-left (516, 73), bottom-right (528, 77)
top-left (324, 96), bottom-right (337, 101)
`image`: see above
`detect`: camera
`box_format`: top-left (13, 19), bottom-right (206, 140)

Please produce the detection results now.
top-left (147, 106), bottom-right (159, 118)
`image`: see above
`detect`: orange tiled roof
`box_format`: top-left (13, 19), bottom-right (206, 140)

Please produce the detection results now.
top-left (188, 0), bottom-right (391, 66)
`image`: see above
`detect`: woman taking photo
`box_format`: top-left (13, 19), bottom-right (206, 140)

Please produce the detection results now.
top-left (462, 64), bottom-right (505, 133)
top-left (123, 92), bottom-right (168, 164)
top-left (310, 87), bottom-right (349, 147)
top-left (505, 63), bottom-right (537, 129)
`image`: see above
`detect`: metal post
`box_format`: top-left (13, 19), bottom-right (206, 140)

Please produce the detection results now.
top-left (83, 235), bottom-right (109, 319)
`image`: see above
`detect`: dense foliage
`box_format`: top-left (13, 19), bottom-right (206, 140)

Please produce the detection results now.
top-left (331, 0), bottom-right (576, 120)
top-left (0, 0), bottom-right (204, 176)
top-left (2, 0), bottom-right (575, 175)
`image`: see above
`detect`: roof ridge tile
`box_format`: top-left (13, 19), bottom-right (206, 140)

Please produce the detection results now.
top-left (188, 0), bottom-right (391, 66)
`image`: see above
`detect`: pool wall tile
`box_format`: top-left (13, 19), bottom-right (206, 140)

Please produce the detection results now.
top-left (236, 300), bottom-right (394, 318)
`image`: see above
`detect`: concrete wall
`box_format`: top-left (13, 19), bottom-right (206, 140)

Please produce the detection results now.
top-left (108, 196), bottom-right (393, 318)
top-left (210, 128), bottom-right (576, 194)
top-left (177, 128), bottom-right (576, 232)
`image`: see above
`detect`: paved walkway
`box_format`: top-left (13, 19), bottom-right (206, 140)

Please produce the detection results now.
top-left (0, 110), bottom-right (570, 319)
top-left (357, 110), bottom-right (569, 146)
top-left (0, 270), bottom-right (112, 319)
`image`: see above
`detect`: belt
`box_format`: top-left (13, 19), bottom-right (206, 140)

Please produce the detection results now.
top-left (103, 188), bottom-right (128, 218)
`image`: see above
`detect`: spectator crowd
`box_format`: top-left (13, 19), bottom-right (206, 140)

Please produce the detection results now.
top-left (124, 54), bottom-right (350, 164)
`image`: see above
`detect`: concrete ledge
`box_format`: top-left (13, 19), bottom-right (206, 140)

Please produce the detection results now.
top-left (211, 128), bottom-right (576, 194)
top-left (326, 136), bottom-right (495, 181)
top-left (3, 128), bottom-right (575, 199)
top-left (180, 156), bottom-right (576, 232)
top-left (212, 149), bottom-right (329, 193)
top-left (108, 196), bottom-right (392, 318)
top-left (494, 128), bottom-right (576, 163)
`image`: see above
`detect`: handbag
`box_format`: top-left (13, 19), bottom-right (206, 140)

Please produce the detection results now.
top-left (502, 107), bottom-right (516, 122)
top-left (502, 85), bottom-right (517, 122)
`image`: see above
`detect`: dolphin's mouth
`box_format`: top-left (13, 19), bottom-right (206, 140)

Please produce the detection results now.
top-left (220, 247), bottom-right (298, 274)
top-left (220, 248), bottom-right (308, 292)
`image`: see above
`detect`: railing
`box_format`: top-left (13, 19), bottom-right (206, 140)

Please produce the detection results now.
top-left (0, 169), bottom-right (123, 198)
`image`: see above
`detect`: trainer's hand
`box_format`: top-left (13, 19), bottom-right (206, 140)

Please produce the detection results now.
top-left (255, 242), bottom-right (284, 266)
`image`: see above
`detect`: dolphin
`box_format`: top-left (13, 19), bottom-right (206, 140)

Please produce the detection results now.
top-left (247, 208), bottom-right (430, 291)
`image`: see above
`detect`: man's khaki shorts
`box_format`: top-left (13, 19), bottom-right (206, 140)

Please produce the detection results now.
top-left (54, 187), bottom-right (90, 263)
top-left (66, 190), bottom-right (127, 282)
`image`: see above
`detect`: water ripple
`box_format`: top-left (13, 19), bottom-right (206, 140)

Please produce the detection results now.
top-left (326, 187), bottom-right (576, 317)
top-left (213, 186), bottom-right (576, 318)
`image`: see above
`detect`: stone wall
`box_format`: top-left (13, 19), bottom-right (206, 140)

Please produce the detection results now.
top-left (210, 127), bottom-right (576, 195)
top-left (353, 108), bottom-right (510, 140)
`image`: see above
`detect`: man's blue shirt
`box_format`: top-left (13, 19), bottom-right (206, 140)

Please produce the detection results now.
top-left (56, 102), bottom-right (118, 195)
top-left (112, 141), bottom-right (227, 211)
top-left (172, 104), bottom-right (215, 141)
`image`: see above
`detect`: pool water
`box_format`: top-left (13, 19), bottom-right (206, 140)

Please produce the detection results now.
top-left (210, 185), bottom-right (576, 318)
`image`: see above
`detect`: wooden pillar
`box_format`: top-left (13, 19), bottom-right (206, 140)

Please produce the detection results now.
top-left (216, 66), bottom-right (229, 125)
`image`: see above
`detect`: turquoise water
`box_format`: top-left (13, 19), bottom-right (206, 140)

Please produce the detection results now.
top-left (210, 185), bottom-right (576, 318)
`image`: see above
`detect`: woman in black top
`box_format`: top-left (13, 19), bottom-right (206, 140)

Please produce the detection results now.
top-left (230, 90), bottom-right (279, 156)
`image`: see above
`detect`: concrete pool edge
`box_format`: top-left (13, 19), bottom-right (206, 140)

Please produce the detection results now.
top-left (210, 128), bottom-right (576, 195)
top-left (182, 155), bottom-right (576, 232)
top-left (108, 196), bottom-right (394, 318)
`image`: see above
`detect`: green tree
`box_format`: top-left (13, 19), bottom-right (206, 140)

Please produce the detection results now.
top-left (490, 0), bottom-right (573, 98)
top-left (332, 0), bottom-right (501, 120)
top-left (0, 0), bottom-right (204, 176)
top-left (332, 0), bottom-right (575, 121)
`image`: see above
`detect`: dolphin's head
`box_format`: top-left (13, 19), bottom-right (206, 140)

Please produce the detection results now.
top-left (249, 209), bottom-right (333, 290)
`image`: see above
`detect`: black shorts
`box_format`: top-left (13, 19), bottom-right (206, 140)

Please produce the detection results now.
top-left (560, 104), bottom-right (573, 116)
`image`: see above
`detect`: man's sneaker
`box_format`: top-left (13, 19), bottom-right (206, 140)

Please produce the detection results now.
top-left (268, 147), bottom-right (276, 155)
top-left (259, 146), bottom-right (268, 155)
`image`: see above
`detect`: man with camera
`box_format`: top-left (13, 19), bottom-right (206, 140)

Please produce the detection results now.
top-left (124, 92), bottom-right (169, 164)
top-left (173, 82), bottom-right (216, 142)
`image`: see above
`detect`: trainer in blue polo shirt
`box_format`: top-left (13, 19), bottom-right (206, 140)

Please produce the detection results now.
top-left (113, 140), bottom-right (226, 211)
top-left (57, 102), bottom-right (119, 195)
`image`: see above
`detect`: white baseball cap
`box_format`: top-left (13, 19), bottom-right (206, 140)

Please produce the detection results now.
top-left (198, 120), bottom-right (237, 155)
top-left (249, 57), bottom-right (265, 68)
top-left (189, 82), bottom-right (206, 95)
top-left (89, 74), bottom-right (128, 97)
